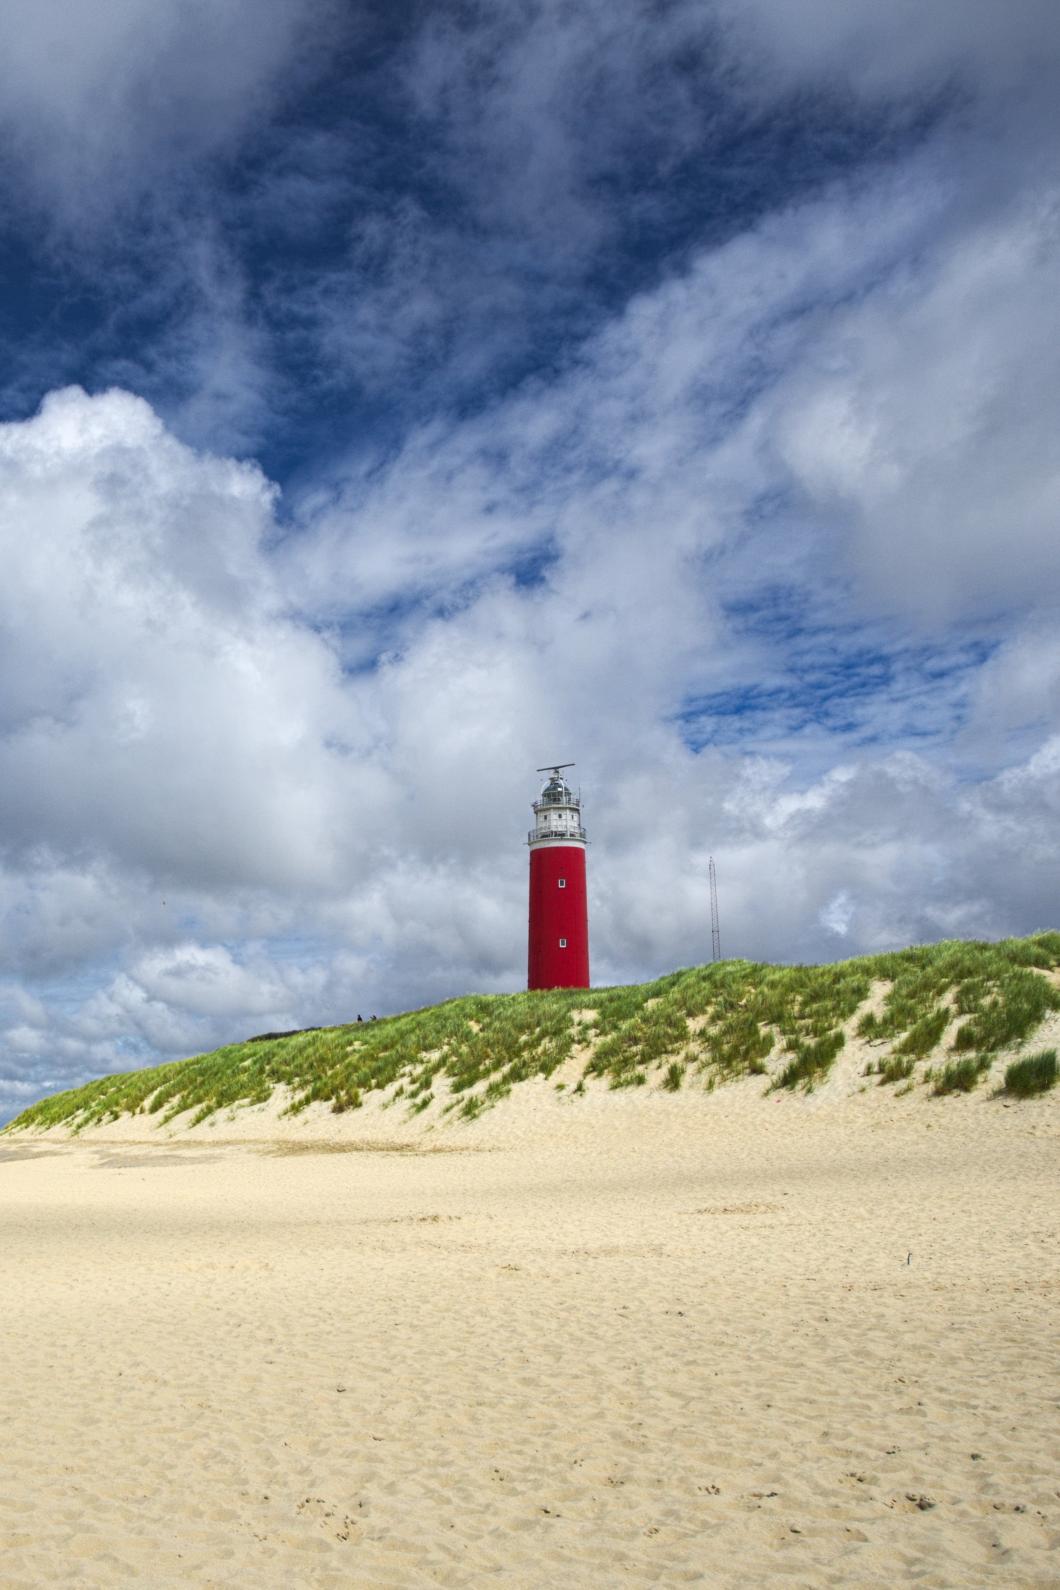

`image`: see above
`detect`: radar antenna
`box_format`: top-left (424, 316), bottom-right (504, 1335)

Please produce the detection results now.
top-left (536, 762), bottom-right (575, 773)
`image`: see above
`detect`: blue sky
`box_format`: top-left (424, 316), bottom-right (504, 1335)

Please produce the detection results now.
top-left (1, 0), bottom-right (1058, 1120)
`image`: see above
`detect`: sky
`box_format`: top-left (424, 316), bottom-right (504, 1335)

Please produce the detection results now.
top-left (1, 0), bottom-right (1058, 1122)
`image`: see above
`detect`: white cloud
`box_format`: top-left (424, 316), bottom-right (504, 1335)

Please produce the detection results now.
top-left (965, 624), bottom-right (1060, 762)
top-left (0, 0), bottom-right (328, 228)
top-left (714, 0), bottom-right (1060, 104)
top-left (417, 1), bottom-right (710, 225)
top-left (763, 191), bottom-right (1060, 620)
top-left (0, 386), bottom-right (374, 895)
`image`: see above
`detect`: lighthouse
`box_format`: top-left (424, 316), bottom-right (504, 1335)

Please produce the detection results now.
top-left (527, 764), bottom-right (590, 990)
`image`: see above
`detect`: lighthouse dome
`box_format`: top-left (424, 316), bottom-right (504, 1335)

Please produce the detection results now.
top-left (540, 773), bottom-right (575, 805)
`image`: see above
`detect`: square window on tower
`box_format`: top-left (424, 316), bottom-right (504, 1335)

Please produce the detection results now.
top-left (558, 878), bottom-right (566, 888)
top-left (559, 937), bottom-right (567, 948)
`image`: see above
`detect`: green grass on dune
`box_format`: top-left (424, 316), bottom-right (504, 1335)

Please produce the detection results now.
top-left (1004, 1049), bottom-right (1058, 1098)
top-left (930, 1055), bottom-right (992, 1095)
top-left (5, 933), bottom-right (1059, 1134)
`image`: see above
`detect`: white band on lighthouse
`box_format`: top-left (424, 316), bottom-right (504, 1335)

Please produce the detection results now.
top-left (527, 765), bottom-right (586, 848)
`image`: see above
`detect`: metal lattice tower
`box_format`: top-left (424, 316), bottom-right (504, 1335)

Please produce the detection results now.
top-left (708, 856), bottom-right (721, 963)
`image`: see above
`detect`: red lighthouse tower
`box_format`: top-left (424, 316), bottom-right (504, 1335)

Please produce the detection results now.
top-left (527, 764), bottom-right (590, 991)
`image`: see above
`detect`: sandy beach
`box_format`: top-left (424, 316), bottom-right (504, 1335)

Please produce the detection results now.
top-left (2, 1083), bottom-right (1058, 1587)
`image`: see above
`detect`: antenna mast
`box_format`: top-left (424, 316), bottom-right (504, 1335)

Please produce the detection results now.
top-left (708, 856), bottom-right (721, 963)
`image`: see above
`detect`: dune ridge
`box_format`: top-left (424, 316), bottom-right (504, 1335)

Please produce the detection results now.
top-left (6, 933), bottom-right (1059, 1144)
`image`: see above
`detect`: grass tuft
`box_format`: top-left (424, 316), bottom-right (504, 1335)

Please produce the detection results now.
top-left (877, 1055), bottom-right (915, 1086)
top-left (772, 1030), bottom-right (845, 1091)
top-left (1003, 1050), bottom-right (1057, 1098)
top-left (932, 1057), bottom-right (990, 1095)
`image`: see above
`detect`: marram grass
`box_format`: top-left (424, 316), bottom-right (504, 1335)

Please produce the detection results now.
top-left (1004, 1049), bottom-right (1057, 1098)
top-left (5, 934), bottom-right (1059, 1134)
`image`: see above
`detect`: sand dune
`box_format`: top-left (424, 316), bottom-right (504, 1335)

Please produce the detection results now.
top-left (2, 1084), bottom-right (1058, 1586)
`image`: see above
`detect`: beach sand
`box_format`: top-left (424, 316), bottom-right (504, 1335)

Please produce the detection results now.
top-left (2, 1083), bottom-right (1058, 1586)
